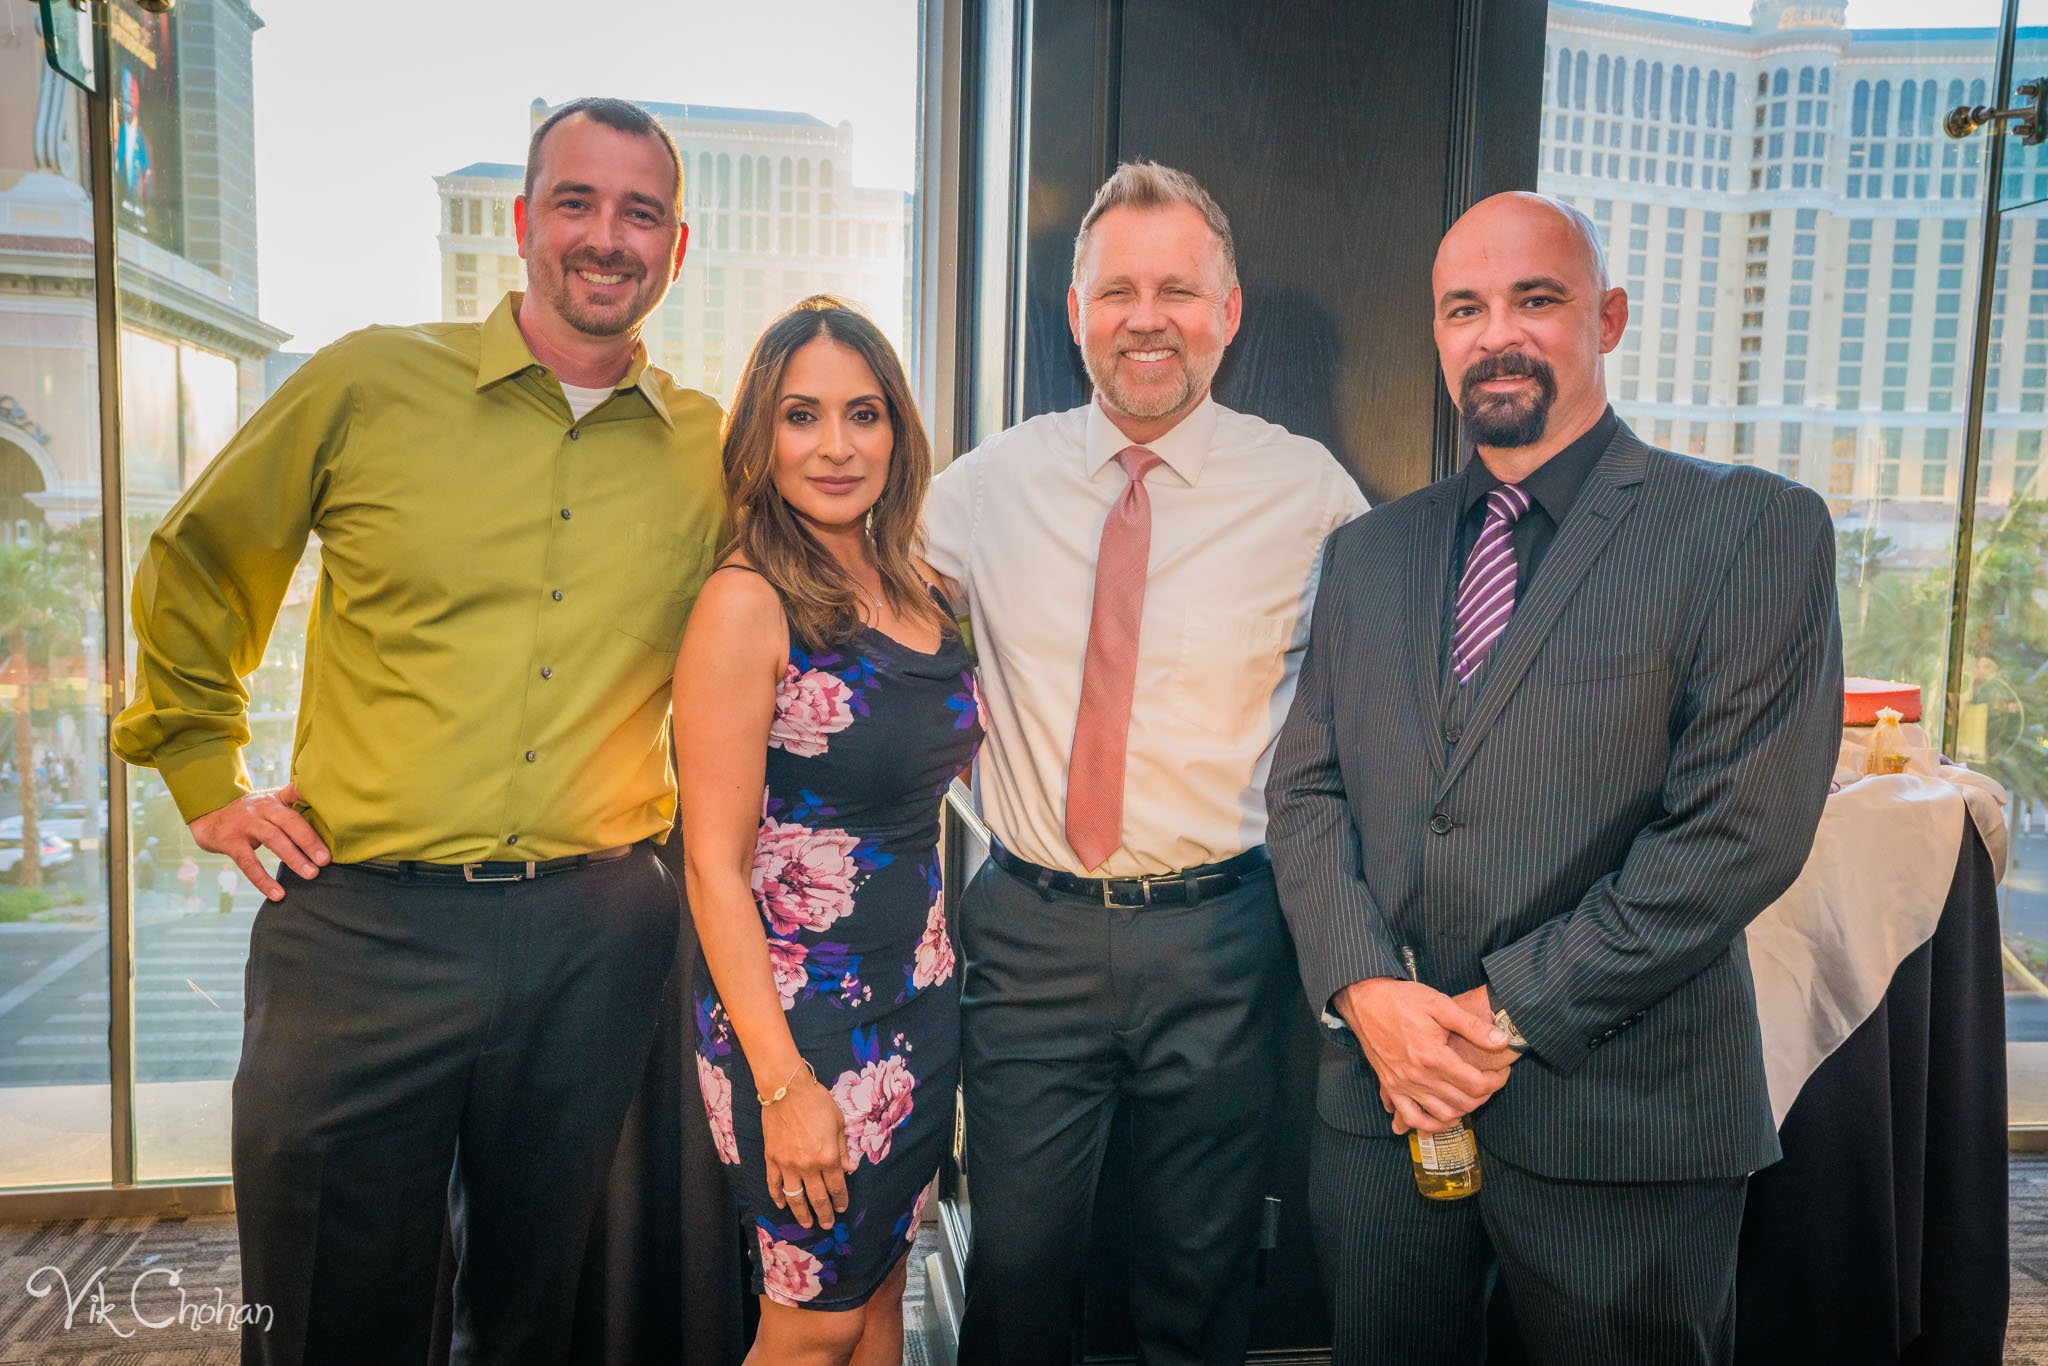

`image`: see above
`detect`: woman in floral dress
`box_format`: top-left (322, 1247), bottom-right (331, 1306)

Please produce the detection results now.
top-left (674, 296), bottom-right (981, 1365)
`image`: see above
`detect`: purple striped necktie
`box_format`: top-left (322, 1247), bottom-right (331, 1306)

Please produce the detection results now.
top-left (1451, 483), bottom-right (1534, 685)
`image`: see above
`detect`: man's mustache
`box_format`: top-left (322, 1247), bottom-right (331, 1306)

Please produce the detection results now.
top-left (563, 251), bottom-right (642, 277)
top-left (1461, 354), bottom-right (1553, 391)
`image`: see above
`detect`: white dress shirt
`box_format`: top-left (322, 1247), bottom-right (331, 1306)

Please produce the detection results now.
top-left (923, 396), bottom-right (1367, 877)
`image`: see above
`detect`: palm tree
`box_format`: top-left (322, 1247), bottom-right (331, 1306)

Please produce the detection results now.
top-left (0, 542), bottom-right (79, 887)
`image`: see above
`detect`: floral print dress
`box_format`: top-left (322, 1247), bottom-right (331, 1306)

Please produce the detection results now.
top-left (694, 594), bottom-right (982, 1311)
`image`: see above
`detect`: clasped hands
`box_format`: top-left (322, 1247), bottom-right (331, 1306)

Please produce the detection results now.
top-left (1335, 978), bottom-right (1520, 1136)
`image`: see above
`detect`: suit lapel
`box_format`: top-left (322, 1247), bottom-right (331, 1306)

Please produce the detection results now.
top-left (1435, 428), bottom-right (1650, 797)
top-left (1407, 487), bottom-right (1459, 781)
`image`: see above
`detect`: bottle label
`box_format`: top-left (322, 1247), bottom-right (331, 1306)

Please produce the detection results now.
top-left (1415, 1125), bottom-right (1477, 1173)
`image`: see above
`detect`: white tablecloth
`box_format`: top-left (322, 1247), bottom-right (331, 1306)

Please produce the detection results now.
top-left (1746, 726), bottom-right (2008, 1126)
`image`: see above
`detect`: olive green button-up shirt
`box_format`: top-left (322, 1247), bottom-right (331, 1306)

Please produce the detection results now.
top-left (111, 292), bottom-right (726, 863)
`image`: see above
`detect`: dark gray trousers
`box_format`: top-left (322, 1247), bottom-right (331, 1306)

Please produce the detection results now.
top-left (954, 858), bottom-right (1295, 1366)
top-left (1311, 1120), bottom-right (1747, 1366)
top-left (230, 849), bottom-right (678, 1366)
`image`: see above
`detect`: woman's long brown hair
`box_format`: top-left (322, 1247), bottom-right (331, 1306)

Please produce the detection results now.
top-left (720, 295), bottom-right (948, 652)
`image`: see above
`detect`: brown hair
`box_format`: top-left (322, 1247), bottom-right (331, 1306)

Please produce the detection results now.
top-left (1072, 160), bottom-right (1236, 285)
top-left (721, 296), bottom-right (948, 652)
top-left (525, 98), bottom-right (684, 219)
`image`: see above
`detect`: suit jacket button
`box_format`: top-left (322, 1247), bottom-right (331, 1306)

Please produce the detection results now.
top-left (1429, 813), bottom-right (1454, 835)
top-left (1444, 725), bottom-right (1462, 745)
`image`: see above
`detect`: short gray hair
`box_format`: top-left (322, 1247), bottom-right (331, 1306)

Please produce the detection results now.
top-left (1071, 161), bottom-right (1237, 285)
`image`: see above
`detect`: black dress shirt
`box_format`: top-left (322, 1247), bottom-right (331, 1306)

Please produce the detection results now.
top-left (1451, 405), bottom-right (1620, 597)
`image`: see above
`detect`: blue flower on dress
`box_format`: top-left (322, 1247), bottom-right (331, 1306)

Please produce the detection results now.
top-left (694, 997), bottom-right (733, 1060)
top-left (788, 788), bottom-right (838, 824)
top-left (850, 837), bottom-right (896, 873)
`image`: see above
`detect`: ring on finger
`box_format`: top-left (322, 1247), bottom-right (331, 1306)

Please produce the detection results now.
top-left (783, 1186), bottom-right (804, 1197)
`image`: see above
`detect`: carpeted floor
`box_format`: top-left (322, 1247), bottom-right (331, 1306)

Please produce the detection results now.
top-left (0, 1211), bottom-right (933, 1364)
top-left (4, 1163), bottom-right (2044, 1363)
top-left (2007, 1154), bottom-right (2048, 1364)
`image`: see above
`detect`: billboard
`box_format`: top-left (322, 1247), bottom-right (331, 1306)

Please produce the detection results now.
top-left (109, 0), bottom-right (182, 254)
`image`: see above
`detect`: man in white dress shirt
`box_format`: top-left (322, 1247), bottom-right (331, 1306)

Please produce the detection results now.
top-left (923, 162), bottom-right (1366, 1365)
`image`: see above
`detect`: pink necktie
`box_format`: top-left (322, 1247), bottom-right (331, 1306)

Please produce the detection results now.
top-left (1065, 446), bottom-right (1162, 871)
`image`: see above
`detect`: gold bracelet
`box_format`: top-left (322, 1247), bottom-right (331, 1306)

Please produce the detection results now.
top-left (757, 1058), bottom-right (815, 1107)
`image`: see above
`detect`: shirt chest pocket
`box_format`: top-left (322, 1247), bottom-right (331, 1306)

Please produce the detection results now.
top-left (1168, 607), bottom-right (1292, 740)
top-left (618, 524), bottom-right (704, 655)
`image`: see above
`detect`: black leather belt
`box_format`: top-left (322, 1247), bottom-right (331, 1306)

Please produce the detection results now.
top-left (989, 841), bottom-right (1269, 908)
top-left (353, 843), bottom-right (636, 884)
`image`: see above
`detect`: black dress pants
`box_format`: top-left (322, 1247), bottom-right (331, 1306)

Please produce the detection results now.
top-left (1311, 1119), bottom-right (1747, 1366)
top-left (954, 858), bottom-right (1295, 1366)
top-left (230, 849), bottom-right (678, 1365)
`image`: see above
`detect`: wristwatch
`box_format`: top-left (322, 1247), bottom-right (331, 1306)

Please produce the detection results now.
top-left (1490, 1001), bottom-right (1530, 1054)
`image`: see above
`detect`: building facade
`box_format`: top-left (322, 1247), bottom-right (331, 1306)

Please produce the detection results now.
top-left (0, 0), bottom-right (284, 540)
top-left (1541, 0), bottom-right (2022, 562)
top-left (436, 99), bottom-right (913, 401)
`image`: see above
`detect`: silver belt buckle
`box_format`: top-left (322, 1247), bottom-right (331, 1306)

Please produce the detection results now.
top-left (1103, 875), bottom-right (1159, 909)
top-left (462, 861), bottom-right (536, 883)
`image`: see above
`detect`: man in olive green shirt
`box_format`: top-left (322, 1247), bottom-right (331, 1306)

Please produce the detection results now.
top-left (112, 99), bottom-right (722, 1365)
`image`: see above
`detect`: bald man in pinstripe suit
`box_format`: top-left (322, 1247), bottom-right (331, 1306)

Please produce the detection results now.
top-left (1267, 193), bottom-right (1842, 1364)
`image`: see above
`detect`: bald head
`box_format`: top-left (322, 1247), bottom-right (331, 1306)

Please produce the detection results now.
top-left (1429, 192), bottom-right (1628, 462)
top-left (1436, 192), bottom-right (1610, 297)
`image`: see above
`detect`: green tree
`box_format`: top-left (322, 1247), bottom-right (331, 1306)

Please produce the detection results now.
top-left (0, 543), bottom-right (81, 887)
top-left (1953, 496), bottom-right (2048, 807)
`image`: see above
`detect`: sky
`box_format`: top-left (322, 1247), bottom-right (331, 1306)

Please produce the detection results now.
top-left (1646, 0), bottom-right (1995, 23)
top-left (249, 1), bottom-right (922, 352)
top-left (249, 0), bottom-right (1974, 353)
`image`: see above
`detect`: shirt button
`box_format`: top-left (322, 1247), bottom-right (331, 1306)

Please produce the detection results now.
top-left (541, 667), bottom-right (553, 680)
top-left (1444, 725), bottom-right (1462, 745)
top-left (1429, 813), bottom-right (1454, 836)
top-left (560, 508), bottom-right (572, 520)
top-left (568, 429), bottom-right (581, 441)
top-left (525, 750), bottom-right (537, 763)
top-left (552, 589), bottom-right (564, 602)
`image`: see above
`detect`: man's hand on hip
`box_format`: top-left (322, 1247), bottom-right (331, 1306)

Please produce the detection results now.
top-left (1335, 977), bottom-right (1514, 1135)
top-left (188, 783), bottom-right (328, 901)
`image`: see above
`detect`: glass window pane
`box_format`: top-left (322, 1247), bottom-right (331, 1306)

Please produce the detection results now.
top-left (1963, 202), bottom-right (2048, 1124)
top-left (1537, 2), bottom-right (2017, 1113)
top-left (0, 12), bottom-right (114, 1190)
top-left (105, 0), bottom-right (924, 1181)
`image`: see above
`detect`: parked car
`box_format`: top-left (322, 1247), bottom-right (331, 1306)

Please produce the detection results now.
top-left (0, 802), bottom-right (111, 846)
top-left (0, 830), bottom-right (75, 883)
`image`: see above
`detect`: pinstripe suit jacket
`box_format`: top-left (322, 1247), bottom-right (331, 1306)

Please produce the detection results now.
top-left (1267, 422), bottom-right (1842, 1182)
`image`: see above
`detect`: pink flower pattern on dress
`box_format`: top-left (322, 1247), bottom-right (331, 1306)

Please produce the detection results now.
top-left (695, 1054), bottom-right (739, 1166)
top-left (767, 938), bottom-right (809, 1011)
top-left (770, 666), bottom-right (856, 757)
top-left (911, 894), bottom-right (953, 990)
top-left (757, 1227), bottom-right (825, 1306)
top-left (752, 816), bottom-right (861, 936)
top-left (833, 1054), bottom-right (917, 1172)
